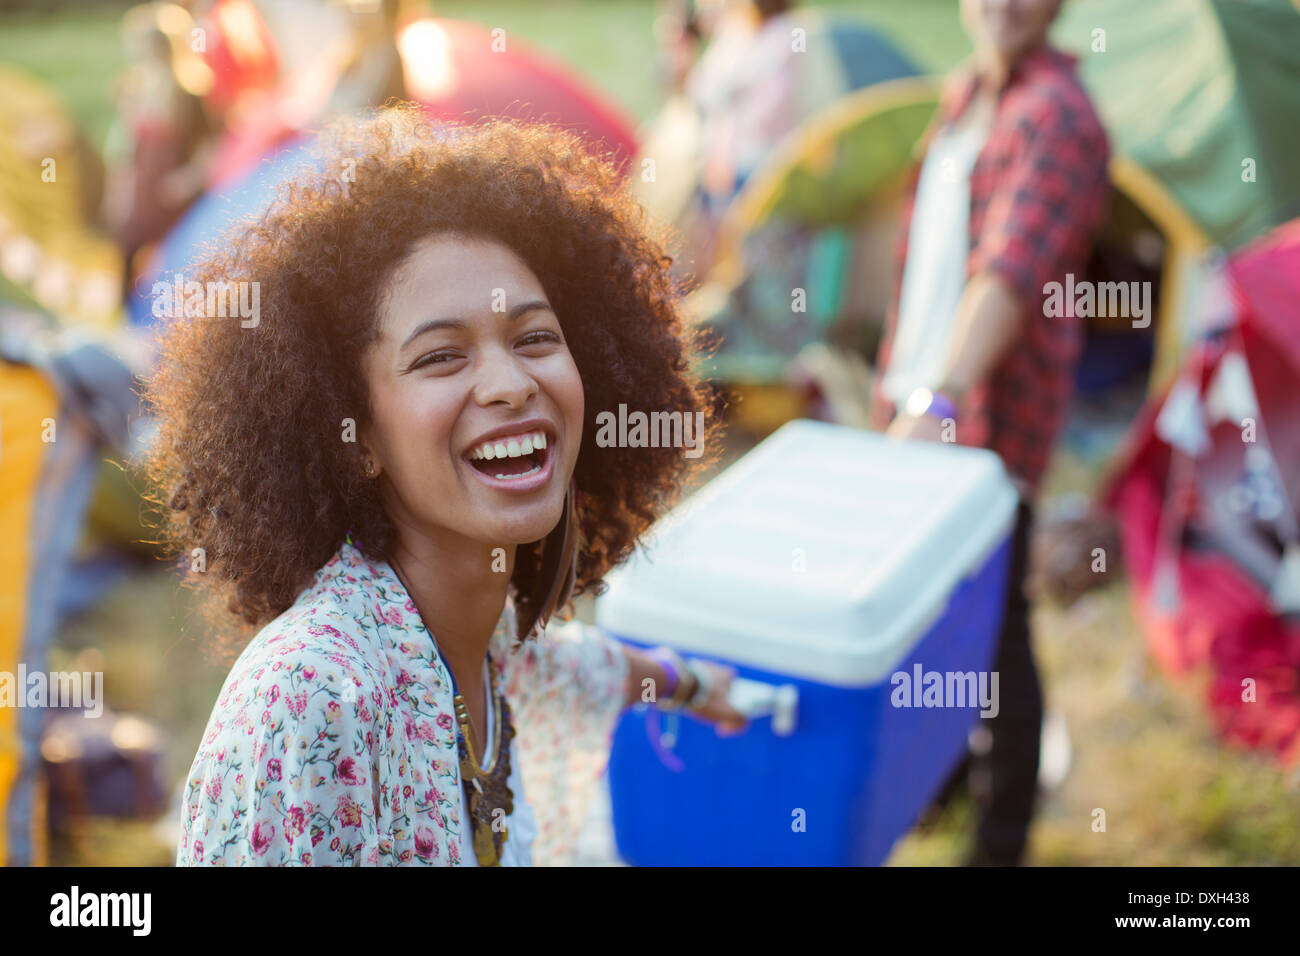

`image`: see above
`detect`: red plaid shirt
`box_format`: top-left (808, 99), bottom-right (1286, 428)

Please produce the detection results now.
top-left (871, 46), bottom-right (1110, 495)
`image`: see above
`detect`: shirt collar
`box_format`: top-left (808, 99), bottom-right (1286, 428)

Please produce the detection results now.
top-left (341, 538), bottom-right (520, 660)
top-left (947, 44), bottom-right (1078, 122)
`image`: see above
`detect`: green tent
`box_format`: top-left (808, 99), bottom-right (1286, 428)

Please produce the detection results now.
top-left (698, 77), bottom-right (938, 392)
top-left (1051, 0), bottom-right (1300, 385)
top-left (1056, 0), bottom-right (1300, 252)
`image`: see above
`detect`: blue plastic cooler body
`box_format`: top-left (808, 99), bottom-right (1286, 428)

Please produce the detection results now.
top-left (606, 533), bottom-right (1012, 867)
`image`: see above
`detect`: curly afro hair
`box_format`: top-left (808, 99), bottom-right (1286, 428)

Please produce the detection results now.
top-left (144, 104), bottom-right (721, 658)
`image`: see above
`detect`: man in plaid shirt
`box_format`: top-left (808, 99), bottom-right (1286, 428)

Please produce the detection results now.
top-left (871, 0), bottom-right (1109, 864)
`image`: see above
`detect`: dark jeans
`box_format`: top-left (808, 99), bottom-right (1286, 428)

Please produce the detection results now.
top-left (936, 499), bottom-right (1043, 865)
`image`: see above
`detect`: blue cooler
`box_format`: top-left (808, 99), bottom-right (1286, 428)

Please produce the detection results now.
top-left (596, 420), bottom-right (1018, 865)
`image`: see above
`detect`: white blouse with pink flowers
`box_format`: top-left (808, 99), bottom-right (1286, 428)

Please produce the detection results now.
top-left (176, 539), bottom-right (629, 866)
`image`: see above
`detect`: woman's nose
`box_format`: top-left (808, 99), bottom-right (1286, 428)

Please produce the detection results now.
top-left (473, 347), bottom-right (538, 408)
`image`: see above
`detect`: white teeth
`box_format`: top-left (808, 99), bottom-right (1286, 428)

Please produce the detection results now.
top-left (493, 464), bottom-right (542, 480)
top-left (468, 430), bottom-right (549, 461)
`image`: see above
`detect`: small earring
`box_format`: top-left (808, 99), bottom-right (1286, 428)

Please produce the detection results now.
top-left (363, 458), bottom-right (375, 477)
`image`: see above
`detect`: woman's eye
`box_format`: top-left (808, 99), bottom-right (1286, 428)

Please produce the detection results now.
top-left (517, 330), bottom-right (562, 350)
top-left (409, 350), bottom-right (461, 371)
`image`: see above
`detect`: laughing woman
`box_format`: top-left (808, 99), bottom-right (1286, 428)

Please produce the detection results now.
top-left (148, 106), bottom-right (747, 866)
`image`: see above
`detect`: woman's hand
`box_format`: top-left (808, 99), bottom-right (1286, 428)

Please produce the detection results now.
top-left (622, 645), bottom-right (750, 736)
top-left (685, 661), bottom-right (750, 737)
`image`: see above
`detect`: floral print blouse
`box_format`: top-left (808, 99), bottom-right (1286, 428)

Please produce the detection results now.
top-left (176, 540), bottom-right (629, 866)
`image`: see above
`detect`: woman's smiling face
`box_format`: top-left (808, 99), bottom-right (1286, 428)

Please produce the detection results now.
top-left (360, 234), bottom-right (584, 550)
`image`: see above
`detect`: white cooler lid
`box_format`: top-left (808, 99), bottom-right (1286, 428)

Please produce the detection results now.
top-left (595, 420), bottom-right (1018, 687)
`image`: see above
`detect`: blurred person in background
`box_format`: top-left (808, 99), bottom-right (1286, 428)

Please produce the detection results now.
top-left (650, 0), bottom-right (801, 278)
top-left (103, 3), bottom-right (222, 297)
top-left (870, 0), bottom-right (1110, 865)
top-left (688, 0), bottom-right (799, 205)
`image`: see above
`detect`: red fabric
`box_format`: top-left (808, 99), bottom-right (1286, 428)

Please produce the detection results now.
top-left (1228, 218), bottom-right (1300, 374)
top-left (1102, 219), bottom-right (1300, 765)
top-left (415, 20), bottom-right (638, 171)
top-left (1107, 346), bottom-right (1300, 765)
top-left (203, 0), bottom-right (280, 117)
top-left (209, 18), bottom-right (638, 190)
top-left (871, 46), bottom-right (1111, 493)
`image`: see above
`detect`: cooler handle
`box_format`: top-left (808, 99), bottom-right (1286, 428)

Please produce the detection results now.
top-left (727, 677), bottom-right (798, 736)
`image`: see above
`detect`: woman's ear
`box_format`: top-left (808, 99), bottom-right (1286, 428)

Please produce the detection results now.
top-left (356, 424), bottom-right (383, 480)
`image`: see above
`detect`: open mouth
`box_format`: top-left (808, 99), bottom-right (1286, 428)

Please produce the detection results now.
top-left (465, 429), bottom-right (551, 482)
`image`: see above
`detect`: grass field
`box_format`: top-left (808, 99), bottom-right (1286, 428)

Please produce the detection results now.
top-left (7, 0), bottom-right (1298, 866)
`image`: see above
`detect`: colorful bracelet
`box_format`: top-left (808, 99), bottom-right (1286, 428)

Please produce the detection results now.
top-left (647, 646), bottom-right (683, 703)
top-left (904, 386), bottom-right (959, 423)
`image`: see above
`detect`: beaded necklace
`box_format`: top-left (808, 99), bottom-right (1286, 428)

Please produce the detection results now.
top-left (390, 557), bottom-right (516, 866)
top-left (443, 647), bottom-right (516, 866)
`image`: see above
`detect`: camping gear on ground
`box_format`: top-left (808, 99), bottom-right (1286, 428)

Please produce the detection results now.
top-left (42, 707), bottom-right (168, 837)
top-left (1028, 493), bottom-right (1123, 607)
top-left (1103, 218), bottom-right (1300, 766)
top-left (596, 420), bottom-right (1018, 865)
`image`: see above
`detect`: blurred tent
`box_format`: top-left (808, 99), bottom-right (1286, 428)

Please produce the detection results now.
top-left (131, 10), bottom-right (643, 322)
top-left (202, 0), bottom-right (281, 120)
top-left (1054, 0), bottom-right (1300, 390)
top-left (1103, 218), bottom-right (1300, 766)
top-left (635, 11), bottom-right (920, 263)
top-left (208, 14), bottom-right (639, 190)
top-left (399, 18), bottom-right (638, 165)
top-left (630, 13), bottom-right (922, 432)
top-left (0, 67), bottom-right (122, 329)
top-left (0, 345), bottom-right (78, 868)
top-left (1059, 0), bottom-right (1300, 252)
top-left (698, 76), bottom-right (938, 385)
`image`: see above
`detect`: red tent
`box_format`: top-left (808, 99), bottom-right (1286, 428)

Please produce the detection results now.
top-left (202, 0), bottom-right (280, 118)
top-left (209, 16), bottom-right (637, 188)
top-left (399, 18), bottom-right (636, 164)
top-left (1104, 219), bottom-right (1300, 765)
